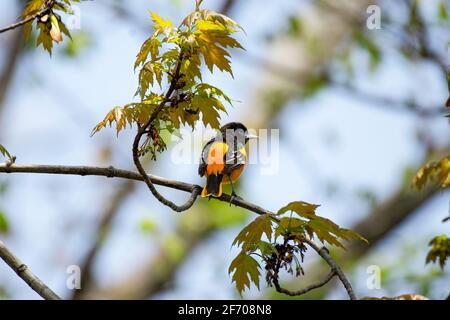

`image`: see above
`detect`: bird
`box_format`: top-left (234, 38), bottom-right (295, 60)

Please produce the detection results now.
top-left (198, 122), bottom-right (257, 201)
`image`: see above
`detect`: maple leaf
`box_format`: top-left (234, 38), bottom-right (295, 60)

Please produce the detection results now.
top-left (135, 36), bottom-right (161, 70)
top-left (22, 0), bottom-right (45, 19)
top-left (36, 22), bottom-right (53, 55)
top-left (183, 58), bottom-right (202, 84)
top-left (228, 251), bottom-right (260, 295)
top-left (193, 17), bottom-right (244, 77)
top-left (278, 201), bottom-right (320, 216)
top-left (277, 201), bottom-right (367, 247)
top-left (138, 62), bottom-right (164, 99)
top-left (232, 214), bottom-right (272, 251)
top-left (186, 83), bottom-right (231, 129)
top-left (58, 20), bottom-right (71, 40)
top-left (199, 43), bottom-right (232, 75)
top-left (91, 98), bottom-right (161, 137)
top-left (150, 11), bottom-right (174, 36)
top-left (426, 235), bottom-right (450, 269)
top-left (22, 0), bottom-right (45, 41)
top-left (413, 157), bottom-right (450, 190)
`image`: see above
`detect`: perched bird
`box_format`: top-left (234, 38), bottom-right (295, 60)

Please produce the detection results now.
top-left (198, 122), bottom-right (257, 200)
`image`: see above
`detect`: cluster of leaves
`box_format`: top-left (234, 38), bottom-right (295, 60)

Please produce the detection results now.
top-left (413, 156), bottom-right (450, 270)
top-left (92, 2), bottom-right (244, 159)
top-left (228, 201), bottom-right (367, 295)
top-left (22, 0), bottom-right (81, 55)
top-left (413, 157), bottom-right (449, 190)
top-left (426, 235), bottom-right (450, 269)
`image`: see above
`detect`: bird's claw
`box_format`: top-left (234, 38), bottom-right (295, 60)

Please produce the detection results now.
top-left (229, 192), bottom-right (243, 206)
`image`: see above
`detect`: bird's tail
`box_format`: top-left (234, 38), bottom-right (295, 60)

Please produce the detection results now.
top-left (201, 174), bottom-right (223, 197)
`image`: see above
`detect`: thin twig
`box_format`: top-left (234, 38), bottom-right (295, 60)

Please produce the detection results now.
top-left (0, 1), bottom-right (53, 34)
top-left (274, 270), bottom-right (336, 296)
top-left (132, 52), bottom-right (199, 212)
top-left (304, 237), bottom-right (357, 300)
top-left (0, 240), bottom-right (60, 300)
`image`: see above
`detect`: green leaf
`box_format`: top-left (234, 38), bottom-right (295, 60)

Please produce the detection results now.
top-left (135, 36), bottom-right (161, 70)
top-left (149, 11), bottom-right (174, 36)
top-left (194, 18), bottom-right (244, 77)
top-left (0, 144), bottom-right (11, 160)
top-left (139, 218), bottom-right (157, 234)
top-left (91, 98), bottom-right (161, 136)
top-left (58, 20), bottom-right (71, 40)
top-left (228, 251), bottom-right (260, 295)
top-left (138, 61), bottom-right (164, 99)
top-left (37, 22), bottom-right (53, 55)
top-left (232, 214), bottom-right (272, 251)
top-left (0, 211), bottom-right (9, 234)
top-left (339, 228), bottom-right (369, 244)
top-left (426, 234), bottom-right (450, 269)
top-left (438, 1), bottom-right (449, 21)
top-left (22, 0), bottom-right (45, 19)
top-left (277, 201), bottom-right (367, 247)
top-left (278, 201), bottom-right (320, 216)
top-left (413, 157), bottom-right (450, 190)
top-left (274, 217), bottom-right (306, 239)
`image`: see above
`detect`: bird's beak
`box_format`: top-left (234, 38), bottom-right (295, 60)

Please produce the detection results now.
top-left (246, 134), bottom-right (258, 140)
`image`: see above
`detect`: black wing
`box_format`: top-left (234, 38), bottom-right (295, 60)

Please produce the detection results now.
top-left (198, 137), bottom-right (216, 177)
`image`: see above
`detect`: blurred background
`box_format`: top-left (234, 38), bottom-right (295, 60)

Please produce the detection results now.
top-left (0, 0), bottom-right (449, 299)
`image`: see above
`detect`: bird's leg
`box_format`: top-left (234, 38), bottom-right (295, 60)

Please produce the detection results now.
top-left (229, 178), bottom-right (242, 206)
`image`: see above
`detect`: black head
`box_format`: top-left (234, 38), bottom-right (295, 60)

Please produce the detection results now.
top-left (218, 122), bottom-right (257, 143)
top-left (220, 122), bottom-right (248, 134)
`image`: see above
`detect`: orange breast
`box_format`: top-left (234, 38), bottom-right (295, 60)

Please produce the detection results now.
top-left (205, 142), bottom-right (228, 175)
top-left (222, 164), bottom-right (245, 184)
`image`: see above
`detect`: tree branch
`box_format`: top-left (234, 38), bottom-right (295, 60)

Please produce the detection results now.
top-left (0, 163), bottom-right (271, 216)
top-left (0, 240), bottom-right (60, 300)
top-left (304, 237), bottom-right (356, 300)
